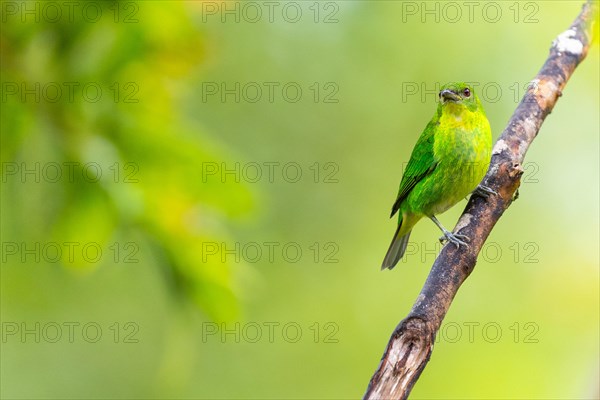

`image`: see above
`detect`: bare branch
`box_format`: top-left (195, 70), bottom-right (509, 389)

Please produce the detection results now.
top-left (364, 2), bottom-right (598, 399)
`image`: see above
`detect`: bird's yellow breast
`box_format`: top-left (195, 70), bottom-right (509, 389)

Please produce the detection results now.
top-left (438, 104), bottom-right (483, 131)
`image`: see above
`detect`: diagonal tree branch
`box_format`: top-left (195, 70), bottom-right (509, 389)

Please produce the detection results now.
top-left (364, 2), bottom-right (598, 399)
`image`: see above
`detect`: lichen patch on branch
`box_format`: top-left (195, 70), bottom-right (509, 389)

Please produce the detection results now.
top-left (552, 28), bottom-right (584, 55)
top-left (454, 213), bottom-right (472, 234)
top-left (492, 139), bottom-right (509, 155)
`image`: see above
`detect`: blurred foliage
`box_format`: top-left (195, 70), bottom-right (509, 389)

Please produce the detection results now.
top-left (1, 1), bottom-right (599, 399)
top-left (1, 1), bottom-right (253, 320)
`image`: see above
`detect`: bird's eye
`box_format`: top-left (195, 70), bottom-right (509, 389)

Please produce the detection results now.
top-left (463, 88), bottom-right (471, 97)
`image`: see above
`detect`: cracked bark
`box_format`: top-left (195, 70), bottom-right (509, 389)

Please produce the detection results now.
top-left (364, 2), bottom-right (598, 399)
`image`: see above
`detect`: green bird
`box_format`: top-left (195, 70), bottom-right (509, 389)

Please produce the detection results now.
top-left (382, 82), bottom-right (493, 270)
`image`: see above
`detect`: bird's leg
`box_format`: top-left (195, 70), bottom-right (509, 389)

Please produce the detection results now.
top-left (429, 215), bottom-right (469, 248)
top-left (472, 184), bottom-right (498, 198)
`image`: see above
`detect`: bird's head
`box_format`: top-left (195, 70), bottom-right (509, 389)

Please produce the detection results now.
top-left (438, 82), bottom-right (482, 113)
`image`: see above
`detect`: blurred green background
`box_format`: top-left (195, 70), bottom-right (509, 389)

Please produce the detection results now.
top-left (1, 1), bottom-right (598, 399)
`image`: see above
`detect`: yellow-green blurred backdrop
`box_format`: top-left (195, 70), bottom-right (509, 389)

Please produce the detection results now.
top-left (1, 1), bottom-right (598, 399)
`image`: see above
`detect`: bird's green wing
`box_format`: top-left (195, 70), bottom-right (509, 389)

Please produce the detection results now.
top-left (390, 122), bottom-right (438, 217)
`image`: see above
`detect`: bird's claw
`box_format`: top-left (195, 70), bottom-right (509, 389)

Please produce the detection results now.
top-left (439, 231), bottom-right (470, 248)
top-left (473, 184), bottom-right (498, 198)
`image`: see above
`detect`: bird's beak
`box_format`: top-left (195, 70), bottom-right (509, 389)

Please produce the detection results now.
top-left (440, 89), bottom-right (461, 103)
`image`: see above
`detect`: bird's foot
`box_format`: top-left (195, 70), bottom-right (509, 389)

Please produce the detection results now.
top-left (439, 231), bottom-right (470, 248)
top-left (473, 184), bottom-right (498, 198)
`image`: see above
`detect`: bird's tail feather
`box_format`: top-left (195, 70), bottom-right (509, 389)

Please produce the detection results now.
top-left (381, 223), bottom-right (411, 270)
